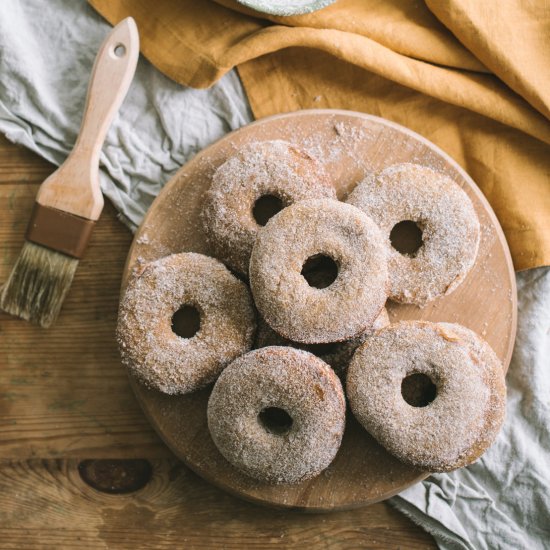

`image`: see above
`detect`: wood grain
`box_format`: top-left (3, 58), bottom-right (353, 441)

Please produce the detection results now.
top-left (0, 182), bottom-right (164, 459)
top-left (0, 459), bottom-right (435, 549)
top-left (0, 134), bottom-right (435, 547)
top-left (124, 110), bottom-right (517, 511)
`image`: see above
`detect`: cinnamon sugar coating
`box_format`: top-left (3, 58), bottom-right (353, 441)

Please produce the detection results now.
top-left (346, 321), bottom-right (506, 472)
top-left (202, 140), bottom-right (336, 275)
top-left (117, 253), bottom-right (256, 395)
top-left (437, 322), bottom-right (506, 466)
top-left (250, 199), bottom-right (388, 344)
top-left (347, 163), bottom-right (480, 305)
top-left (207, 347), bottom-right (346, 484)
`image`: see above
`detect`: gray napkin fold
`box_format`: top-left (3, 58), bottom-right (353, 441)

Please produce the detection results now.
top-left (0, 0), bottom-right (253, 230)
top-left (1, 2), bottom-right (548, 549)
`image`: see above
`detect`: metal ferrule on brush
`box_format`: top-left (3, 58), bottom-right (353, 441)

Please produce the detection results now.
top-left (0, 204), bottom-right (96, 329)
top-left (26, 203), bottom-right (96, 259)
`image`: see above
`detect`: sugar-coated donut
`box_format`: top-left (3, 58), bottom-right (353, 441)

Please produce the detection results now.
top-left (346, 321), bottom-right (506, 472)
top-left (207, 346), bottom-right (346, 484)
top-left (255, 307), bottom-right (390, 376)
top-left (347, 163), bottom-right (480, 305)
top-left (250, 199), bottom-right (388, 344)
top-left (202, 140), bottom-right (336, 274)
top-left (117, 253), bottom-right (256, 395)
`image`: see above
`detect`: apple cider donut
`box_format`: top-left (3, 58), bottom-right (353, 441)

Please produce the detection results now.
top-left (117, 252), bottom-right (256, 395)
top-left (346, 321), bottom-right (506, 472)
top-left (347, 163), bottom-right (480, 305)
top-left (250, 199), bottom-right (388, 344)
top-left (255, 307), bottom-right (390, 376)
top-left (202, 140), bottom-right (336, 275)
top-left (207, 347), bottom-right (346, 484)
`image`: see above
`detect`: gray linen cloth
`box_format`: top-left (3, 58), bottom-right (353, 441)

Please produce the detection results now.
top-left (1, 2), bottom-right (548, 548)
top-left (0, 0), bottom-right (253, 230)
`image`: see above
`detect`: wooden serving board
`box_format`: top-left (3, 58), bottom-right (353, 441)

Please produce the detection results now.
top-left (121, 110), bottom-right (517, 511)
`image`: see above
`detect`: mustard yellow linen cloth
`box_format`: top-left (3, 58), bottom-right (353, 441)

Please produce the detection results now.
top-left (89, 0), bottom-right (550, 271)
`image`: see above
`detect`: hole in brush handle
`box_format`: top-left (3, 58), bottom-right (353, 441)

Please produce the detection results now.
top-left (113, 43), bottom-right (126, 57)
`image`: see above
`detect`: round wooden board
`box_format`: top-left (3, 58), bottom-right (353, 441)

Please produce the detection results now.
top-left (121, 110), bottom-right (517, 511)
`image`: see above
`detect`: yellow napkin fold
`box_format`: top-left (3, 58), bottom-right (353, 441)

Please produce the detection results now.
top-left (89, 0), bottom-right (550, 270)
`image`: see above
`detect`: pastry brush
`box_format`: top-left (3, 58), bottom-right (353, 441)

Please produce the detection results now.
top-left (0, 17), bottom-right (139, 328)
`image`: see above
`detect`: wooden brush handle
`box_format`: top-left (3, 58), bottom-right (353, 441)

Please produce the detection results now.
top-left (36, 18), bottom-right (139, 220)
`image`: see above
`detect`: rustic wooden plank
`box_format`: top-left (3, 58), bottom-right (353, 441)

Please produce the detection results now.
top-left (0, 138), bottom-right (54, 184)
top-left (0, 179), bottom-right (167, 458)
top-left (0, 187), bottom-right (168, 458)
top-left (0, 459), bottom-right (435, 549)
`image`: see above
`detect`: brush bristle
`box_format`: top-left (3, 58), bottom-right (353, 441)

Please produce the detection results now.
top-left (0, 242), bottom-right (78, 328)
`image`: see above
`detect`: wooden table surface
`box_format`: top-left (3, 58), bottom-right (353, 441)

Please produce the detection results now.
top-left (0, 135), bottom-right (435, 549)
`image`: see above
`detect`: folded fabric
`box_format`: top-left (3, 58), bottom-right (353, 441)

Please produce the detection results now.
top-left (0, 0), bottom-right (252, 229)
top-left (90, 0), bottom-right (550, 270)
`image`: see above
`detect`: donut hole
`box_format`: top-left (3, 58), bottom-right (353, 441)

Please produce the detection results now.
top-left (390, 220), bottom-right (423, 257)
top-left (401, 373), bottom-right (437, 407)
top-left (301, 254), bottom-right (338, 289)
top-left (259, 407), bottom-right (293, 435)
top-left (171, 305), bottom-right (201, 339)
top-left (253, 195), bottom-right (284, 226)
